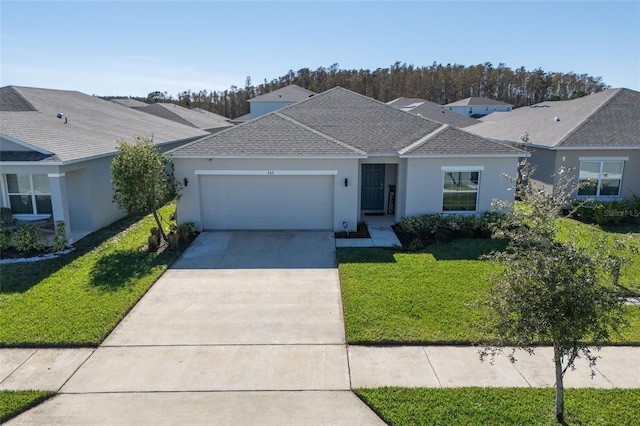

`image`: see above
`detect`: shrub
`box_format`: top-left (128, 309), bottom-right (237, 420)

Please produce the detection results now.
top-left (52, 221), bottom-right (67, 252)
top-left (573, 198), bottom-right (639, 225)
top-left (0, 230), bottom-right (13, 253)
top-left (14, 224), bottom-right (44, 254)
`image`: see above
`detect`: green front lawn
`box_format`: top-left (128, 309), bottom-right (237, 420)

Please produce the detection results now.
top-left (0, 390), bottom-right (54, 423)
top-left (355, 387), bottom-right (640, 426)
top-left (338, 219), bottom-right (640, 345)
top-left (0, 204), bottom-right (183, 347)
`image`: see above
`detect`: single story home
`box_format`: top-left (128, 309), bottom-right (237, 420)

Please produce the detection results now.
top-left (0, 86), bottom-right (208, 241)
top-left (170, 87), bottom-right (527, 232)
top-left (445, 97), bottom-right (513, 118)
top-left (466, 88), bottom-right (640, 200)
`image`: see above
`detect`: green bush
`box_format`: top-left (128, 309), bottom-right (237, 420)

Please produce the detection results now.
top-left (14, 224), bottom-right (44, 254)
top-left (573, 198), bottom-right (639, 225)
top-left (398, 212), bottom-right (506, 249)
top-left (0, 230), bottom-right (13, 253)
top-left (53, 221), bottom-right (67, 252)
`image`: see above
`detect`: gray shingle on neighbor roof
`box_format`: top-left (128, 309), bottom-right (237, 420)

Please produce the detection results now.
top-left (249, 85), bottom-right (316, 103)
top-left (0, 86), bottom-right (208, 163)
top-left (143, 104), bottom-right (231, 131)
top-left (0, 86), bottom-right (37, 112)
top-left (387, 97), bottom-right (479, 127)
top-left (386, 97), bottom-right (429, 108)
top-left (446, 97), bottom-right (512, 107)
top-left (172, 87), bottom-right (524, 158)
top-left (139, 103), bottom-right (196, 128)
top-left (467, 89), bottom-right (639, 148)
top-left (171, 112), bottom-right (365, 157)
top-left (110, 98), bottom-right (149, 108)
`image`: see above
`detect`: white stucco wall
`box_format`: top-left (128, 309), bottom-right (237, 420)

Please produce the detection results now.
top-left (403, 157), bottom-right (518, 217)
top-left (173, 157), bottom-right (361, 232)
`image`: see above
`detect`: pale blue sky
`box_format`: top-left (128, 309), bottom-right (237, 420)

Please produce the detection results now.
top-left (1, 1), bottom-right (639, 97)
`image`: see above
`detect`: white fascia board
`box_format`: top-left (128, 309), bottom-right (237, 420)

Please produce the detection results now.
top-left (555, 146), bottom-right (640, 151)
top-left (578, 156), bottom-right (629, 161)
top-left (0, 133), bottom-right (53, 155)
top-left (441, 165), bottom-right (485, 171)
top-left (195, 170), bottom-right (338, 176)
top-left (366, 152), bottom-right (400, 157)
top-left (171, 154), bottom-right (367, 160)
top-left (399, 153), bottom-right (529, 159)
top-left (0, 160), bottom-right (64, 166)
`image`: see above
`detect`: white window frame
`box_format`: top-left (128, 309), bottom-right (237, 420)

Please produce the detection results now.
top-left (441, 168), bottom-right (482, 212)
top-left (577, 159), bottom-right (625, 198)
top-left (5, 173), bottom-right (52, 218)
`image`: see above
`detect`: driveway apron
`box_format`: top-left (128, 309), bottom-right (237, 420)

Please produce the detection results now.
top-left (9, 232), bottom-right (383, 425)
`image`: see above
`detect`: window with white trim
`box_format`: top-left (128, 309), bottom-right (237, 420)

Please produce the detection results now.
top-left (6, 174), bottom-right (53, 215)
top-left (443, 171), bottom-right (479, 211)
top-left (577, 161), bottom-right (624, 197)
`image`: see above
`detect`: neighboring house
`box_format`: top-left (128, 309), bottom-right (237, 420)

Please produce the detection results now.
top-left (170, 87), bottom-right (526, 232)
top-left (111, 99), bottom-right (232, 133)
top-left (445, 97), bottom-right (513, 118)
top-left (0, 86), bottom-right (208, 241)
top-left (110, 97), bottom-right (149, 108)
top-left (231, 85), bottom-right (316, 124)
top-left (138, 103), bottom-right (232, 133)
top-left (466, 88), bottom-right (640, 200)
top-left (388, 97), bottom-right (481, 128)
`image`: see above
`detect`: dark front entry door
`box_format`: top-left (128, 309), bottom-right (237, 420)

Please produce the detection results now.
top-left (361, 164), bottom-right (385, 210)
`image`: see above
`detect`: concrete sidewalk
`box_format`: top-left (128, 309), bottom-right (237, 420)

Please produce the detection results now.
top-left (348, 345), bottom-right (640, 389)
top-left (3, 345), bottom-right (638, 394)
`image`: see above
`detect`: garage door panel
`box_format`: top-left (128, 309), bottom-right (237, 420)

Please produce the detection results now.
top-left (200, 175), bottom-right (334, 230)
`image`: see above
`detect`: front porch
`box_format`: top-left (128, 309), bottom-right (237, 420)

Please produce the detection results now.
top-left (359, 162), bottom-right (401, 223)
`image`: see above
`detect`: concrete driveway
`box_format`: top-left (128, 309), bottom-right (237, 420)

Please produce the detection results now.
top-left (9, 232), bottom-right (383, 425)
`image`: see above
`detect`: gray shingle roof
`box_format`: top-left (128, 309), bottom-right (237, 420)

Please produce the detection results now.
top-left (110, 98), bottom-right (149, 108)
top-left (171, 111), bottom-right (365, 157)
top-left (466, 88), bottom-right (640, 148)
top-left (139, 103), bottom-right (231, 131)
top-left (387, 97), bottom-right (480, 128)
top-left (171, 87), bottom-right (525, 158)
top-left (0, 86), bottom-right (36, 112)
top-left (1, 86), bottom-right (208, 163)
top-left (400, 125), bottom-right (523, 156)
top-left (248, 85), bottom-right (316, 103)
top-left (279, 88), bottom-right (443, 154)
top-left (446, 97), bottom-right (512, 107)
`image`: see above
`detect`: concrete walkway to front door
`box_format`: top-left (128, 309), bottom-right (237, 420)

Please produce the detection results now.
top-left (6, 232), bottom-right (383, 425)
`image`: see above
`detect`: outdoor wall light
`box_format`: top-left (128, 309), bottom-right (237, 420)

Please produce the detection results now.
top-left (344, 178), bottom-right (348, 187)
top-left (183, 177), bottom-right (189, 187)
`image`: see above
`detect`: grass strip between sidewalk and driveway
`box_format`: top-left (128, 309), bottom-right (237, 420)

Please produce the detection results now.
top-left (338, 219), bottom-right (640, 345)
top-left (0, 390), bottom-right (55, 423)
top-left (0, 203), bottom-right (182, 347)
top-left (354, 387), bottom-right (640, 426)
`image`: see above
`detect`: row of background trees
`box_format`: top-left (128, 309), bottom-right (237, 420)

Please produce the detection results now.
top-left (133, 62), bottom-right (609, 119)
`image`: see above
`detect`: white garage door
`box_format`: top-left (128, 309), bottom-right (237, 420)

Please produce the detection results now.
top-left (199, 174), bottom-right (334, 230)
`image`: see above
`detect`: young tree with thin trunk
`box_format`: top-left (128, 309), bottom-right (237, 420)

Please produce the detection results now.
top-left (479, 161), bottom-right (626, 423)
top-left (111, 136), bottom-right (178, 242)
